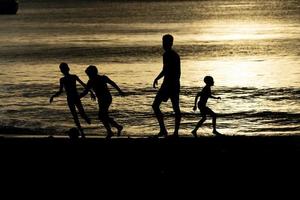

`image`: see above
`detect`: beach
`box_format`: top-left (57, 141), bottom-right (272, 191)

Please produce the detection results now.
top-left (0, 0), bottom-right (300, 193)
top-left (1, 135), bottom-right (300, 180)
top-left (1, 0), bottom-right (299, 137)
top-left (1, 134), bottom-right (299, 197)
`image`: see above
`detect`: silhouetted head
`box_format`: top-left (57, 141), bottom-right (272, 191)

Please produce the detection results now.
top-left (59, 62), bottom-right (70, 75)
top-left (204, 76), bottom-right (214, 86)
top-left (85, 65), bottom-right (98, 79)
top-left (162, 34), bottom-right (173, 51)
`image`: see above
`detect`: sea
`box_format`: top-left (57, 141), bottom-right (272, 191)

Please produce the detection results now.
top-left (0, 0), bottom-right (300, 137)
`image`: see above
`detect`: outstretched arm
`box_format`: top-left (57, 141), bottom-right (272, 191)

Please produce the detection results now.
top-left (76, 76), bottom-right (96, 100)
top-left (76, 76), bottom-right (87, 88)
top-left (79, 81), bottom-right (92, 99)
top-left (107, 78), bottom-right (125, 96)
top-left (210, 95), bottom-right (221, 100)
top-left (50, 79), bottom-right (63, 103)
top-left (193, 92), bottom-right (201, 111)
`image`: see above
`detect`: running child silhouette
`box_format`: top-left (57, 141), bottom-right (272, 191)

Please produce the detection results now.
top-left (50, 63), bottom-right (95, 138)
top-left (192, 76), bottom-right (221, 137)
top-left (80, 65), bottom-right (124, 139)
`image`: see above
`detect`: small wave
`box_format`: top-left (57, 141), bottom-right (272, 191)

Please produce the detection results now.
top-left (2, 80), bottom-right (300, 98)
top-left (124, 110), bottom-right (300, 120)
top-left (244, 127), bottom-right (300, 133)
top-left (195, 87), bottom-right (300, 101)
top-left (181, 111), bottom-right (300, 122)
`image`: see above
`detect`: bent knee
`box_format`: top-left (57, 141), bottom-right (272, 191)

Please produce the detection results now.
top-left (152, 103), bottom-right (160, 111)
top-left (98, 113), bottom-right (106, 120)
top-left (98, 115), bottom-right (103, 121)
top-left (175, 111), bottom-right (181, 118)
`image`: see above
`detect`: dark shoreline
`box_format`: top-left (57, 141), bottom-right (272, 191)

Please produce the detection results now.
top-left (1, 136), bottom-right (300, 174)
top-left (1, 135), bottom-right (299, 193)
top-left (1, 135), bottom-right (300, 152)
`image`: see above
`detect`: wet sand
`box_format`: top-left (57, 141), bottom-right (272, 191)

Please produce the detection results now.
top-left (1, 135), bottom-right (299, 179)
top-left (1, 136), bottom-right (297, 196)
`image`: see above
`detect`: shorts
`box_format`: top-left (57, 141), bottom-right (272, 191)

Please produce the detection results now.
top-left (199, 106), bottom-right (215, 117)
top-left (157, 87), bottom-right (180, 102)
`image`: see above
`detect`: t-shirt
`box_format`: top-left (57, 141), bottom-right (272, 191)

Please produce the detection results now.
top-left (86, 75), bottom-right (112, 101)
top-left (198, 86), bottom-right (211, 108)
top-left (61, 74), bottom-right (79, 99)
top-left (161, 49), bottom-right (181, 92)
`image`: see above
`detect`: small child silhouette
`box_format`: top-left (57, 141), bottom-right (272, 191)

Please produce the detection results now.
top-left (192, 76), bottom-right (221, 137)
top-left (80, 65), bottom-right (124, 139)
top-left (50, 63), bottom-right (95, 138)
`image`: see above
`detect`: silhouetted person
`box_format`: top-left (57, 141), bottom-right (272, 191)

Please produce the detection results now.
top-left (152, 34), bottom-right (181, 137)
top-left (192, 76), bottom-right (221, 137)
top-left (80, 65), bottom-right (124, 139)
top-left (50, 62), bottom-right (94, 138)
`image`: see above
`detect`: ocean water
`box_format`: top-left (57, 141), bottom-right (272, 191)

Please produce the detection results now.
top-left (0, 0), bottom-right (300, 137)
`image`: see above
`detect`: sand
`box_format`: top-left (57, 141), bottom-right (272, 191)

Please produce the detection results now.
top-left (0, 135), bottom-right (299, 190)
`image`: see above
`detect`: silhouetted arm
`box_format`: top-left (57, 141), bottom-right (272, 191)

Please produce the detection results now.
top-left (193, 92), bottom-right (201, 111)
top-left (76, 76), bottom-right (96, 100)
top-left (76, 75), bottom-right (87, 88)
top-left (79, 81), bottom-right (92, 99)
top-left (106, 77), bottom-right (125, 96)
top-left (210, 95), bottom-right (221, 100)
top-left (50, 78), bottom-right (63, 103)
top-left (153, 69), bottom-right (164, 89)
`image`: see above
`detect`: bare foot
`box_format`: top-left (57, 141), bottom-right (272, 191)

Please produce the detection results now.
top-left (191, 130), bottom-right (197, 138)
top-left (154, 131), bottom-right (168, 138)
top-left (85, 117), bottom-right (91, 125)
top-left (167, 134), bottom-right (179, 139)
top-left (213, 130), bottom-right (222, 136)
top-left (106, 132), bottom-right (113, 139)
top-left (117, 125), bottom-right (123, 137)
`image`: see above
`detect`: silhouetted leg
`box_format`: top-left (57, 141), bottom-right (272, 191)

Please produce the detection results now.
top-left (212, 115), bottom-right (216, 131)
top-left (152, 94), bottom-right (168, 136)
top-left (192, 116), bottom-right (206, 138)
top-left (102, 101), bottom-right (122, 136)
top-left (207, 108), bottom-right (221, 135)
top-left (68, 102), bottom-right (85, 138)
top-left (75, 100), bottom-right (91, 124)
top-left (99, 104), bottom-right (113, 138)
top-left (108, 117), bottom-right (123, 136)
top-left (170, 94), bottom-right (181, 136)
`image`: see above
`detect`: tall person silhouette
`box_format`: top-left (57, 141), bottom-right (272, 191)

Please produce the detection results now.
top-left (152, 34), bottom-right (181, 137)
top-left (80, 65), bottom-right (124, 139)
top-left (50, 63), bottom-right (94, 138)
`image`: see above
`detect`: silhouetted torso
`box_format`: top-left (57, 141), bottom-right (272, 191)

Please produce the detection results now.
top-left (86, 75), bottom-right (112, 102)
top-left (61, 74), bottom-right (79, 101)
top-left (198, 86), bottom-right (211, 108)
top-left (161, 49), bottom-right (181, 92)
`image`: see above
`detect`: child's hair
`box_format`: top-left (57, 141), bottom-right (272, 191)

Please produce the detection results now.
top-left (59, 62), bottom-right (69, 74)
top-left (204, 76), bottom-right (214, 85)
top-left (85, 65), bottom-right (98, 77)
top-left (163, 34), bottom-right (173, 45)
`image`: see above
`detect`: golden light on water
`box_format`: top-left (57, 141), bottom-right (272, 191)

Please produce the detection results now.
top-left (212, 60), bottom-right (256, 86)
top-left (193, 22), bottom-right (281, 41)
top-left (184, 58), bottom-right (300, 88)
top-left (1, 0), bottom-right (300, 137)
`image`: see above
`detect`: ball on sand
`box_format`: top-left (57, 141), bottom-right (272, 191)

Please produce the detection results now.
top-left (67, 128), bottom-right (80, 140)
